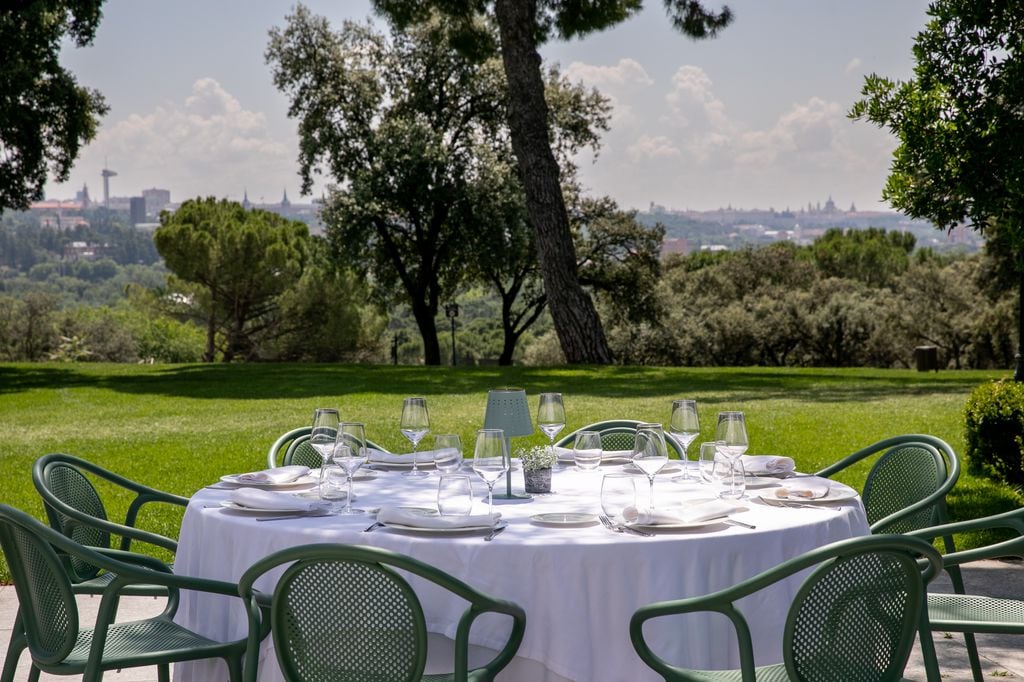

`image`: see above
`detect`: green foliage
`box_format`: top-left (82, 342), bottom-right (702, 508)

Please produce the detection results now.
top-left (811, 227), bottom-right (915, 287)
top-left (965, 380), bottom-right (1024, 486)
top-left (0, 0), bottom-right (109, 211)
top-left (154, 197), bottom-right (309, 362)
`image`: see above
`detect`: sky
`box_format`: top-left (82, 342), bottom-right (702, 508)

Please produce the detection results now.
top-left (44, 0), bottom-right (934, 213)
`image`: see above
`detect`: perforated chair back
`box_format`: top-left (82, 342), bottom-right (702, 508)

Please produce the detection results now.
top-left (556, 420), bottom-right (686, 458)
top-left (239, 543), bottom-right (526, 682)
top-left (784, 545), bottom-right (926, 681)
top-left (862, 442), bottom-right (947, 534)
top-left (39, 461), bottom-right (110, 581)
top-left (0, 516), bottom-right (80, 667)
top-left (273, 558), bottom-right (426, 681)
top-left (282, 434), bottom-right (391, 468)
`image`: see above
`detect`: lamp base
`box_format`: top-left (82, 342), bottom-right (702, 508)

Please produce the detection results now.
top-left (491, 492), bottom-right (533, 502)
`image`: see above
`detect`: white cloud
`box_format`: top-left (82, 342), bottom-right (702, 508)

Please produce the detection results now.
top-left (564, 58), bottom-right (653, 89)
top-left (50, 78), bottom-right (297, 202)
top-left (626, 135), bottom-right (681, 161)
top-left (845, 57), bottom-right (863, 74)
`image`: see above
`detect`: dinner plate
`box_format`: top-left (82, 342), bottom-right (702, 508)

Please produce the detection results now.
top-left (218, 500), bottom-right (325, 514)
top-left (627, 516), bottom-right (730, 531)
top-left (530, 512), bottom-right (599, 527)
top-left (219, 473), bottom-right (318, 489)
top-left (382, 520), bottom-right (508, 534)
top-left (744, 475), bottom-right (782, 489)
top-left (310, 469), bottom-right (377, 481)
top-left (757, 483), bottom-right (859, 505)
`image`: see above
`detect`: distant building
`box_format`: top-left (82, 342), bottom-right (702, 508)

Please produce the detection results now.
top-left (142, 188), bottom-right (171, 217)
top-left (63, 241), bottom-right (108, 261)
top-left (280, 189), bottom-right (291, 208)
top-left (661, 237), bottom-right (688, 256)
top-left (129, 197), bottom-right (146, 225)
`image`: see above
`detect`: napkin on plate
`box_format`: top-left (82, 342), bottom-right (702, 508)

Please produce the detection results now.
top-left (376, 506), bottom-right (500, 529)
top-left (236, 465), bottom-right (310, 484)
top-left (774, 476), bottom-right (831, 499)
top-left (554, 446), bottom-right (632, 462)
top-left (368, 448), bottom-right (436, 465)
top-left (740, 455), bottom-right (796, 475)
top-left (228, 488), bottom-right (327, 512)
top-left (622, 499), bottom-right (739, 525)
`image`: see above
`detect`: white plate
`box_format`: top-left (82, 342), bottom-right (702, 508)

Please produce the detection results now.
top-left (530, 513), bottom-right (599, 527)
top-left (218, 500), bottom-right (325, 514)
top-left (758, 484), bottom-right (859, 505)
top-left (627, 516), bottom-right (730, 531)
top-left (311, 469), bottom-right (377, 481)
top-left (367, 460), bottom-right (436, 470)
top-left (382, 520), bottom-right (507, 534)
top-left (219, 474), bottom-right (318, 489)
top-left (744, 475), bottom-right (782, 489)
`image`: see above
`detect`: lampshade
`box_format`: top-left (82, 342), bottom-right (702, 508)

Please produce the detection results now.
top-left (483, 388), bottom-right (534, 437)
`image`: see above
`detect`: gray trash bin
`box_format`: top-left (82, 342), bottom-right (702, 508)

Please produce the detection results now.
top-left (914, 346), bottom-right (939, 372)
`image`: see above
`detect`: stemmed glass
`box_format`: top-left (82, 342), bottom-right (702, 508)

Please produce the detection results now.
top-left (669, 399), bottom-right (700, 481)
top-left (714, 411), bottom-right (749, 462)
top-left (473, 428), bottom-right (510, 516)
top-left (332, 422), bottom-right (367, 515)
top-left (310, 408), bottom-right (340, 470)
top-left (399, 397), bottom-right (430, 478)
top-left (536, 393), bottom-right (566, 455)
top-left (631, 422), bottom-right (669, 510)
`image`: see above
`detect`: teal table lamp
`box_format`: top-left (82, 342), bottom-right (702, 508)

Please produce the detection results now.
top-left (483, 388), bottom-right (534, 499)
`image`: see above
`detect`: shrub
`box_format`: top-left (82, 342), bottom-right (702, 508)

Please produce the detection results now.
top-left (964, 380), bottom-right (1024, 486)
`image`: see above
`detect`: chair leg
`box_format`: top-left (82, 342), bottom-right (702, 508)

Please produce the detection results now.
top-left (25, 668), bottom-right (39, 682)
top-left (1, 612), bottom-right (25, 682)
top-left (944, 563), bottom-right (984, 681)
top-left (158, 663), bottom-right (170, 682)
top-left (226, 654), bottom-right (243, 682)
top-left (918, 629), bottom-right (942, 682)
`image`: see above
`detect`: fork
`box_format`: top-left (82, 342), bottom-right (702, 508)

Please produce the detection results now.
top-left (598, 513), bottom-right (623, 534)
top-left (761, 497), bottom-right (832, 511)
top-left (363, 521), bottom-right (385, 533)
top-left (599, 513), bottom-right (654, 537)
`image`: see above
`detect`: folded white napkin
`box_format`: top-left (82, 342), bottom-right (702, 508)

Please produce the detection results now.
top-left (236, 465), bottom-right (310, 484)
top-left (368, 448), bottom-right (436, 464)
top-left (740, 455), bottom-right (796, 475)
top-left (622, 499), bottom-right (739, 525)
top-left (774, 476), bottom-right (831, 499)
top-left (376, 506), bottom-right (500, 529)
top-left (554, 446), bottom-right (632, 462)
top-left (228, 488), bottom-right (327, 512)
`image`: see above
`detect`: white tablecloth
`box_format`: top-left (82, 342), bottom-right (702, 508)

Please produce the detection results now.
top-left (173, 464), bottom-right (869, 682)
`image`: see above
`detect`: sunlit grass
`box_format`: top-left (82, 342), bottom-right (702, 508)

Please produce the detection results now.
top-left (0, 362), bottom-right (1018, 581)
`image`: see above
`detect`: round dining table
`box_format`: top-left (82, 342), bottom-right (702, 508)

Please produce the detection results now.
top-left (172, 461), bottom-right (870, 682)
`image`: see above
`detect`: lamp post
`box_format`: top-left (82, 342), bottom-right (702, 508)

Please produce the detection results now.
top-left (445, 303), bottom-right (459, 367)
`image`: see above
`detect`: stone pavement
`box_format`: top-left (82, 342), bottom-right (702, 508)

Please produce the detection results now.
top-left (0, 560), bottom-right (1020, 681)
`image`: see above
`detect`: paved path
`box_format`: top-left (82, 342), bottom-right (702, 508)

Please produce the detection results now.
top-left (0, 560), bottom-right (1021, 681)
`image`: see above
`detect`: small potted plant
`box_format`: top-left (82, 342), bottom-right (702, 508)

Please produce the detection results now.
top-left (518, 444), bottom-right (558, 494)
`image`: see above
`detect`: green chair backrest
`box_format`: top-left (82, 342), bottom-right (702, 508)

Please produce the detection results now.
top-left (39, 460), bottom-right (110, 581)
top-left (556, 420), bottom-right (686, 458)
top-left (283, 433), bottom-right (390, 468)
top-left (863, 442), bottom-right (946, 533)
top-left (784, 545), bottom-right (926, 681)
top-left (0, 509), bottom-right (80, 666)
top-left (273, 558), bottom-right (427, 681)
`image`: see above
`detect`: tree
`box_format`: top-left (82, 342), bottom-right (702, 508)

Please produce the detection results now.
top-left (850, 0), bottom-right (1024, 378)
top-left (811, 228), bottom-right (915, 288)
top-left (374, 0), bottom-right (732, 364)
top-left (0, 1), bottom-right (108, 211)
top-left (154, 198), bottom-right (308, 362)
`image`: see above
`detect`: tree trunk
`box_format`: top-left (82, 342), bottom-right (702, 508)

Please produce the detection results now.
top-left (203, 312), bottom-right (217, 363)
top-left (410, 300), bottom-right (442, 366)
top-left (1015, 266), bottom-right (1024, 381)
top-left (493, 0), bottom-right (613, 365)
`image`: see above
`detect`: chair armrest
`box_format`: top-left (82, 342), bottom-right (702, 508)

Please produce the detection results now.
top-left (908, 508), bottom-right (1024, 567)
top-left (452, 599), bottom-right (526, 681)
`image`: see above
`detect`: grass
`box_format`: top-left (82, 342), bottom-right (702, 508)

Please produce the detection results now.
top-left (0, 362), bottom-right (1019, 582)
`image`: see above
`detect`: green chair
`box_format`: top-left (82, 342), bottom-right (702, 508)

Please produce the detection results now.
top-left (908, 507), bottom-right (1024, 682)
top-left (33, 453), bottom-right (187, 595)
top-left (556, 420), bottom-right (686, 458)
top-left (630, 534), bottom-right (943, 682)
top-left (266, 426), bottom-right (390, 469)
top-left (0, 503), bottom-right (251, 682)
top-left (238, 543), bottom-right (526, 682)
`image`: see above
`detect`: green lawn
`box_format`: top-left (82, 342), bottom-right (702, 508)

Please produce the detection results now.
top-left (0, 362), bottom-right (1019, 581)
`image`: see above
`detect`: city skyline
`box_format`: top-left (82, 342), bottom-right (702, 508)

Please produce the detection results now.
top-left (43, 0), bottom-right (932, 213)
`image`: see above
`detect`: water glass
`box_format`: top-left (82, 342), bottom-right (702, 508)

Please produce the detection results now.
top-left (698, 440), bottom-right (724, 484)
top-left (433, 434), bottom-right (463, 473)
top-left (711, 455), bottom-right (746, 500)
top-left (573, 430), bottom-right (602, 470)
top-left (319, 460), bottom-right (349, 513)
top-left (601, 473), bottom-right (638, 522)
top-left (437, 474), bottom-right (474, 516)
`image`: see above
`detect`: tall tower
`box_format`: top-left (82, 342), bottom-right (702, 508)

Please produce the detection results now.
top-left (101, 165), bottom-right (118, 208)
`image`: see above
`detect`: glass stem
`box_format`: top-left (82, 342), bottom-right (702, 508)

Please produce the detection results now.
top-left (648, 477), bottom-right (656, 510)
top-left (345, 474), bottom-right (353, 514)
top-left (411, 441), bottom-right (418, 474)
top-left (487, 484), bottom-right (494, 515)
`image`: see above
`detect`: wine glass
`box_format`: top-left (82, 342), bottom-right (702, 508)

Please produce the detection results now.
top-left (714, 411), bottom-right (749, 461)
top-left (400, 397), bottom-right (430, 478)
top-left (473, 428), bottom-right (509, 516)
top-left (631, 422), bottom-right (669, 510)
top-left (333, 423), bottom-right (367, 515)
top-left (669, 399), bottom-right (700, 481)
top-left (433, 434), bottom-right (463, 473)
top-left (536, 393), bottom-right (566, 455)
top-left (310, 408), bottom-right (340, 472)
